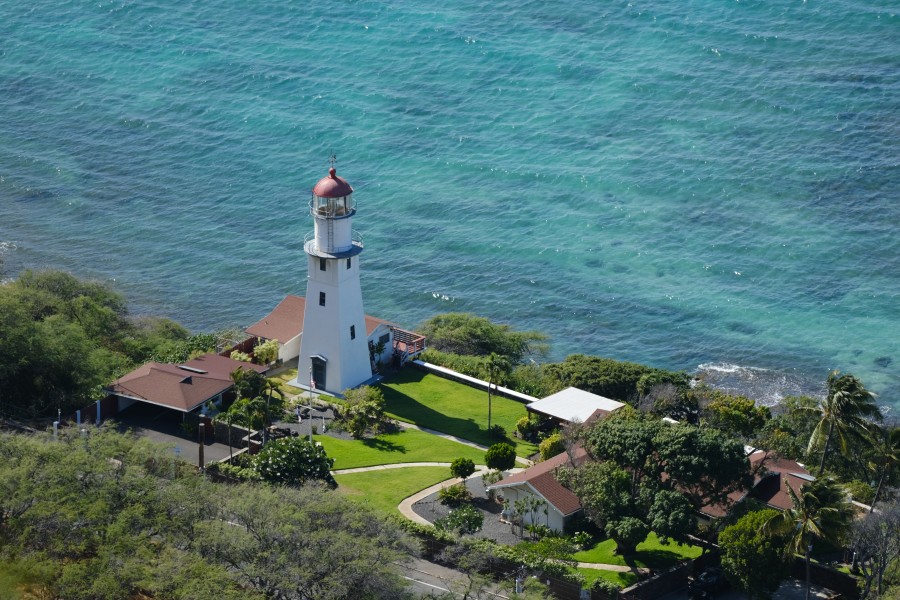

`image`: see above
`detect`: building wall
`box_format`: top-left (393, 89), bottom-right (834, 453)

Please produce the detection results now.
top-left (297, 252), bottom-right (372, 394)
top-left (279, 334), bottom-right (301, 362)
top-left (496, 485), bottom-right (565, 532)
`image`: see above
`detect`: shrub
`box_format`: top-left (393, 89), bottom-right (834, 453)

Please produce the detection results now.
top-left (572, 531), bottom-right (593, 551)
top-left (539, 432), bottom-right (564, 461)
top-left (450, 457), bottom-right (476, 481)
top-left (252, 437), bottom-right (336, 488)
top-left (845, 480), bottom-right (875, 505)
top-left (438, 483), bottom-right (473, 507)
top-left (435, 505), bottom-right (483, 535)
top-left (590, 577), bottom-right (621, 594)
top-left (481, 470), bottom-right (503, 487)
top-left (484, 442), bottom-right (516, 471)
top-left (515, 415), bottom-right (539, 439)
top-left (230, 350), bottom-right (252, 362)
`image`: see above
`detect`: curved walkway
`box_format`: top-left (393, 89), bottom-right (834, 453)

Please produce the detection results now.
top-left (395, 421), bottom-right (534, 466)
top-left (333, 461), bottom-right (463, 475)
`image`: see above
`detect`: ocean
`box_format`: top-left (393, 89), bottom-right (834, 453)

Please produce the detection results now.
top-left (1, 0), bottom-right (897, 410)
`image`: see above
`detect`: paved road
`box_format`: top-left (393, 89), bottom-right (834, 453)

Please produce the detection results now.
top-left (399, 558), bottom-right (510, 599)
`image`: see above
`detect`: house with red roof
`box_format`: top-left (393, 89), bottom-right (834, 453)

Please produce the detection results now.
top-left (699, 449), bottom-right (815, 520)
top-left (105, 353), bottom-right (267, 416)
top-left (485, 446), bottom-right (589, 532)
top-left (486, 444), bottom-right (815, 534)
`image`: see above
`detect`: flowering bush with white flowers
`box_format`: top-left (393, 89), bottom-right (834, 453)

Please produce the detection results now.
top-left (253, 437), bottom-right (336, 488)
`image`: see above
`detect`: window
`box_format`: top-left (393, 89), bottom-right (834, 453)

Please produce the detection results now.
top-left (379, 333), bottom-right (390, 345)
top-left (350, 325), bottom-right (356, 340)
top-left (346, 257), bottom-right (351, 269)
top-left (319, 258), bottom-right (327, 272)
top-left (319, 292), bottom-right (326, 306)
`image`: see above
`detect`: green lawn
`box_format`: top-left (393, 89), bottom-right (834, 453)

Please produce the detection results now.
top-left (576, 568), bottom-right (638, 589)
top-left (573, 533), bottom-right (703, 569)
top-left (269, 368), bottom-right (302, 392)
top-left (333, 466), bottom-right (452, 514)
top-left (316, 428), bottom-right (487, 470)
top-left (378, 369), bottom-right (539, 457)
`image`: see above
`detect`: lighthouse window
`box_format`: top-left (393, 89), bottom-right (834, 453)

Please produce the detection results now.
top-left (319, 292), bottom-right (326, 306)
top-left (346, 258), bottom-right (351, 269)
top-left (319, 258), bottom-right (326, 271)
top-left (350, 325), bottom-right (356, 340)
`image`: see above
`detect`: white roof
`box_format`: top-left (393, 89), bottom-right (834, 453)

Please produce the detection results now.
top-left (527, 387), bottom-right (625, 423)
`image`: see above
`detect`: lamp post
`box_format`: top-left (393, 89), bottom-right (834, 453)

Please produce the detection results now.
top-left (308, 366), bottom-right (314, 443)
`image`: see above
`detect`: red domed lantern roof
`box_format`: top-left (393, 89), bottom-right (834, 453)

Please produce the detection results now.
top-left (312, 167), bottom-right (354, 198)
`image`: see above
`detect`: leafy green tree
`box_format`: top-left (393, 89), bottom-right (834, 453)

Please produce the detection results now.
top-left (543, 354), bottom-right (685, 404)
top-left (701, 392), bottom-right (771, 440)
top-left (763, 477), bottom-right (854, 600)
top-left (484, 442), bottom-right (517, 472)
top-left (719, 509), bottom-right (791, 599)
top-left (754, 395), bottom-right (820, 459)
top-left (450, 457), bottom-right (477, 482)
top-left (419, 312), bottom-right (548, 363)
top-left (805, 371), bottom-right (881, 475)
top-left (252, 437), bottom-right (336, 487)
top-left (482, 352), bottom-right (512, 431)
top-left (0, 428), bottom-right (411, 599)
top-left (559, 411), bottom-right (749, 554)
top-left (338, 385), bottom-right (389, 439)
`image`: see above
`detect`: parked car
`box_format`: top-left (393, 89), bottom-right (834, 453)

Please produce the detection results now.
top-left (688, 567), bottom-right (728, 599)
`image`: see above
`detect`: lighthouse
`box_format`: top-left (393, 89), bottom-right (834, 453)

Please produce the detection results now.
top-left (296, 166), bottom-right (373, 395)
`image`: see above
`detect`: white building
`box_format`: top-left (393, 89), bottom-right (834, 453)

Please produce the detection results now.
top-left (289, 166), bottom-right (374, 395)
top-left (245, 294), bottom-right (407, 372)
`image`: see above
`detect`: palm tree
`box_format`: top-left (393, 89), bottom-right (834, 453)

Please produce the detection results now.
top-left (764, 477), bottom-right (855, 600)
top-left (259, 378), bottom-right (284, 445)
top-left (805, 370), bottom-right (880, 476)
top-left (482, 353), bottom-right (511, 432)
top-left (866, 424), bottom-right (900, 512)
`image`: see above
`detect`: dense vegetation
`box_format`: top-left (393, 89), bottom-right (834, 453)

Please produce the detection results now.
top-left (0, 270), bottom-right (218, 419)
top-left (0, 428), bottom-right (412, 599)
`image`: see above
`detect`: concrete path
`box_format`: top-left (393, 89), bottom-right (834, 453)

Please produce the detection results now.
top-left (396, 421), bottom-right (534, 466)
top-left (576, 562), bottom-right (650, 574)
top-left (334, 461), bottom-right (464, 475)
top-left (397, 471), bottom-right (488, 526)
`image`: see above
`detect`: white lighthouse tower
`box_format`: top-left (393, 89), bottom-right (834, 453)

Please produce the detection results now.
top-left (297, 166), bottom-right (373, 395)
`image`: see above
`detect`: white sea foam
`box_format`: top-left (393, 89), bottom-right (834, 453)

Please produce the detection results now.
top-left (695, 362), bottom-right (824, 407)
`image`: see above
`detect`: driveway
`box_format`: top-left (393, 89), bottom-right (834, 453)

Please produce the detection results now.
top-left (113, 403), bottom-right (234, 466)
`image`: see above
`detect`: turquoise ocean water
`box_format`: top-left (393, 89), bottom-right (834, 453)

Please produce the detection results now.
top-left (1, 0), bottom-right (897, 409)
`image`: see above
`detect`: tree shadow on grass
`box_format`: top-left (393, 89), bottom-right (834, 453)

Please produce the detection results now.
top-left (361, 437), bottom-right (407, 454)
top-left (378, 369), bottom-right (529, 453)
top-left (628, 548), bottom-right (682, 570)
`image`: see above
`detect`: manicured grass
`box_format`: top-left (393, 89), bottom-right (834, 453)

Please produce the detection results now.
top-left (269, 368), bottom-right (302, 392)
top-left (573, 533), bottom-right (703, 569)
top-left (576, 568), bottom-right (638, 589)
top-left (378, 369), bottom-right (539, 457)
top-left (333, 466), bottom-right (452, 514)
top-left (316, 428), bottom-right (486, 470)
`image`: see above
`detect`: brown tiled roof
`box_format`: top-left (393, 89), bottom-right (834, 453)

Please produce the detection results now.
top-left (700, 450), bottom-right (813, 517)
top-left (106, 354), bottom-right (266, 413)
top-left (182, 353), bottom-right (267, 379)
top-left (245, 295), bottom-right (306, 343)
top-left (488, 447), bottom-right (588, 516)
top-left (365, 314), bottom-right (395, 336)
